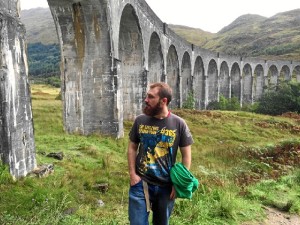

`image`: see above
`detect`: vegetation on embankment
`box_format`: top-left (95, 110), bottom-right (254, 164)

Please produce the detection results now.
top-left (205, 81), bottom-right (300, 116)
top-left (0, 84), bottom-right (300, 224)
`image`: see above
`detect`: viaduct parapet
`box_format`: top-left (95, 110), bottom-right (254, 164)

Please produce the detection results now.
top-left (0, 0), bottom-right (36, 178)
top-left (1, 0), bottom-right (300, 177)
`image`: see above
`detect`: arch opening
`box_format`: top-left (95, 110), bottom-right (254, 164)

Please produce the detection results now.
top-left (207, 59), bottom-right (218, 104)
top-left (267, 65), bottom-right (278, 90)
top-left (230, 63), bottom-right (241, 101)
top-left (219, 61), bottom-right (230, 99)
top-left (166, 45), bottom-right (180, 109)
top-left (292, 65), bottom-right (300, 82)
top-left (242, 64), bottom-right (252, 105)
top-left (181, 52), bottom-right (192, 104)
top-left (148, 32), bottom-right (163, 83)
top-left (253, 65), bottom-right (264, 102)
top-left (279, 65), bottom-right (291, 84)
top-left (193, 56), bottom-right (205, 109)
top-left (119, 4), bottom-right (144, 120)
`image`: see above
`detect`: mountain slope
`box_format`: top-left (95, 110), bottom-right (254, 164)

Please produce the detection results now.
top-left (21, 8), bottom-right (58, 44)
top-left (171, 9), bottom-right (300, 61)
top-left (168, 24), bottom-right (214, 47)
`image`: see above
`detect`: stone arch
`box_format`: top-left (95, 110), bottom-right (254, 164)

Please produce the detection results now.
top-left (230, 63), bottom-right (241, 100)
top-left (267, 65), bottom-right (278, 89)
top-left (181, 51), bottom-right (192, 104)
top-left (219, 61), bottom-right (230, 98)
top-left (166, 45), bottom-right (180, 109)
top-left (253, 64), bottom-right (264, 102)
top-left (119, 4), bottom-right (144, 120)
top-left (292, 65), bottom-right (300, 82)
top-left (193, 56), bottom-right (205, 109)
top-left (148, 32), bottom-right (163, 84)
top-left (207, 59), bottom-right (218, 104)
top-left (279, 65), bottom-right (291, 84)
top-left (242, 63), bottom-right (253, 105)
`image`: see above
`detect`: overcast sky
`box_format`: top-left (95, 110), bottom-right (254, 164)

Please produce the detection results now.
top-left (20, 0), bottom-right (300, 33)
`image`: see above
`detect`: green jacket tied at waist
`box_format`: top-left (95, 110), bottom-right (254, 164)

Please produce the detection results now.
top-left (170, 162), bottom-right (199, 199)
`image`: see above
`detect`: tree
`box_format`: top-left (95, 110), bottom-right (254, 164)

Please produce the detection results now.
top-left (255, 81), bottom-right (300, 115)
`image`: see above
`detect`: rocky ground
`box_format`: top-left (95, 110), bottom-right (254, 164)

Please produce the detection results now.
top-left (242, 207), bottom-right (300, 225)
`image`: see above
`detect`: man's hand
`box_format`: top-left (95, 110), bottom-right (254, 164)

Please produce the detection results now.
top-left (170, 186), bottom-right (176, 200)
top-left (130, 172), bottom-right (141, 186)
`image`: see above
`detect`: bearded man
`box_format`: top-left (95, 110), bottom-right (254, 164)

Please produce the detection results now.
top-left (127, 82), bottom-right (193, 225)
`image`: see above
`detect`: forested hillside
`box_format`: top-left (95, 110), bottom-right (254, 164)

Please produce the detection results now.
top-left (21, 8), bottom-right (60, 78)
top-left (27, 43), bottom-right (60, 76)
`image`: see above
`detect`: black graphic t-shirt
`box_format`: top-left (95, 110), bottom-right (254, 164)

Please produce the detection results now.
top-left (129, 113), bottom-right (193, 186)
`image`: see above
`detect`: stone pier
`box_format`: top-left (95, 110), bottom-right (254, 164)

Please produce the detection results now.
top-left (0, 0), bottom-right (36, 178)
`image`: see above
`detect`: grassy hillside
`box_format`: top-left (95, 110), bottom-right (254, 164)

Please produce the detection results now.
top-left (168, 24), bottom-right (214, 47)
top-left (21, 8), bottom-right (58, 44)
top-left (171, 9), bottom-right (300, 61)
top-left (0, 85), bottom-right (300, 224)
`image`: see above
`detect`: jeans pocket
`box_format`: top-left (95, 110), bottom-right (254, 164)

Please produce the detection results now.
top-left (129, 180), bottom-right (144, 199)
top-left (130, 179), bottom-right (142, 187)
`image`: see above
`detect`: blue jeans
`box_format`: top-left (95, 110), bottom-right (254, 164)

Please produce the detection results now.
top-left (129, 180), bottom-right (175, 225)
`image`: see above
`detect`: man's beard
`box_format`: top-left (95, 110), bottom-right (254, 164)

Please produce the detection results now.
top-left (143, 102), bottom-right (163, 117)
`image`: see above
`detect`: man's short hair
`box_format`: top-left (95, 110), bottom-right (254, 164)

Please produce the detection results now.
top-left (149, 82), bottom-right (172, 105)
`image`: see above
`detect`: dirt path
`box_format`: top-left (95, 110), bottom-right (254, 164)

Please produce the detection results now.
top-left (241, 207), bottom-right (300, 225)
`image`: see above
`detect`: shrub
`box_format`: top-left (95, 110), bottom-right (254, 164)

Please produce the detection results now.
top-left (207, 95), bottom-right (241, 111)
top-left (46, 76), bottom-right (61, 88)
top-left (241, 102), bottom-right (259, 112)
top-left (182, 91), bottom-right (195, 109)
top-left (227, 97), bottom-right (241, 111)
top-left (255, 81), bottom-right (300, 115)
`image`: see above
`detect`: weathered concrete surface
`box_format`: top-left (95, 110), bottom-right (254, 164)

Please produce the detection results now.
top-left (0, 0), bottom-right (36, 178)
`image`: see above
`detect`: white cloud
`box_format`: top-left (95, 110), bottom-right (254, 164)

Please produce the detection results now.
top-left (146, 0), bottom-right (300, 33)
top-left (20, 0), bottom-right (49, 10)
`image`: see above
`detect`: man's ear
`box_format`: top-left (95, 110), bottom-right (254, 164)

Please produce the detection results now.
top-left (161, 97), bottom-right (168, 104)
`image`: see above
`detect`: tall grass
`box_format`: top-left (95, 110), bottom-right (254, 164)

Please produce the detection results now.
top-left (0, 84), bottom-right (300, 224)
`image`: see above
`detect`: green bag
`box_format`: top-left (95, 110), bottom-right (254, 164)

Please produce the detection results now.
top-left (170, 162), bottom-right (199, 199)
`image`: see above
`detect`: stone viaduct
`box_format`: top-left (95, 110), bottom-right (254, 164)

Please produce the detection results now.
top-left (1, 0), bottom-right (300, 178)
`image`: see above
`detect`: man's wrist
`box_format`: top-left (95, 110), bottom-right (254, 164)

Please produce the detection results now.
top-left (129, 171), bottom-right (137, 176)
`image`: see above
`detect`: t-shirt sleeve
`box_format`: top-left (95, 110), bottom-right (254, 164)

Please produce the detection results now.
top-left (179, 120), bottom-right (194, 147)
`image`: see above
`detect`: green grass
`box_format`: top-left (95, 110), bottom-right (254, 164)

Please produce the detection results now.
top-left (247, 170), bottom-right (300, 214)
top-left (1, 84), bottom-right (300, 224)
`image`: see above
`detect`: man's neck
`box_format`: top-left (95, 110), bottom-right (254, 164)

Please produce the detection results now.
top-left (154, 108), bottom-right (170, 119)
